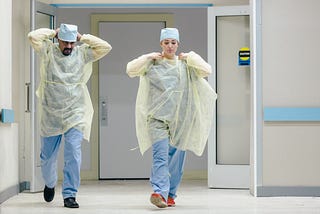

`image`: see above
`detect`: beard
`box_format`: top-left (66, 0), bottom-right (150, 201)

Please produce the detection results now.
top-left (62, 48), bottom-right (72, 56)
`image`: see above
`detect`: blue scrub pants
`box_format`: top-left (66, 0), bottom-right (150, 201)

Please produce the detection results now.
top-left (40, 128), bottom-right (83, 199)
top-left (150, 138), bottom-right (186, 201)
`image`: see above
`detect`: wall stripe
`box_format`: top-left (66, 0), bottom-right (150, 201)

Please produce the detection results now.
top-left (264, 107), bottom-right (320, 121)
top-left (50, 3), bottom-right (213, 8)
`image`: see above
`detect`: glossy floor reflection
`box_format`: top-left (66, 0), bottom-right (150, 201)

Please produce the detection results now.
top-left (1, 179), bottom-right (320, 213)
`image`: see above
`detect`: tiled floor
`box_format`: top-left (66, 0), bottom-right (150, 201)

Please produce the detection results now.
top-left (1, 179), bottom-right (320, 213)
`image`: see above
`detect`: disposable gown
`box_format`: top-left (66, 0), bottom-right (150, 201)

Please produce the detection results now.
top-left (28, 28), bottom-right (112, 141)
top-left (127, 52), bottom-right (217, 156)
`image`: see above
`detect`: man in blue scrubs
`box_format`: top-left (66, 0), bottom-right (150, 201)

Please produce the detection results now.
top-left (28, 23), bottom-right (112, 208)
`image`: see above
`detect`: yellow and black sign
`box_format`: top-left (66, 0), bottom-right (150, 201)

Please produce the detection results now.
top-left (238, 47), bottom-right (250, 66)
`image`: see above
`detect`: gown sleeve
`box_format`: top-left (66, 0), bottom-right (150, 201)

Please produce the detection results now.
top-left (79, 34), bottom-right (112, 62)
top-left (28, 28), bottom-right (56, 53)
top-left (126, 54), bottom-right (154, 78)
top-left (186, 51), bottom-right (212, 78)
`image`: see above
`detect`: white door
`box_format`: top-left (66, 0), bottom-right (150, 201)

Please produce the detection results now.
top-left (208, 6), bottom-right (250, 188)
top-left (28, 0), bottom-right (56, 192)
top-left (97, 15), bottom-right (173, 179)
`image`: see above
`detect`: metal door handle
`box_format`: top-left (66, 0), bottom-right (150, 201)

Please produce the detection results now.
top-left (25, 83), bottom-right (31, 112)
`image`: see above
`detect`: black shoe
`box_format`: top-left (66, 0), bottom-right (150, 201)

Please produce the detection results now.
top-left (64, 197), bottom-right (79, 208)
top-left (43, 185), bottom-right (55, 202)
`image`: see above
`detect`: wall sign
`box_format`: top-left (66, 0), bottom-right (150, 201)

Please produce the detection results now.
top-left (238, 47), bottom-right (250, 66)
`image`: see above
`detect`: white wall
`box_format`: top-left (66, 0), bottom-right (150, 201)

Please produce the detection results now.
top-left (0, 0), bottom-right (19, 203)
top-left (260, 0), bottom-right (320, 194)
top-left (12, 0), bottom-right (32, 190)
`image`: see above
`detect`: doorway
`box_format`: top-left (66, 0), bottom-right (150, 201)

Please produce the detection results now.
top-left (91, 14), bottom-right (174, 179)
top-left (28, 0), bottom-right (56, 192)
top-left (207, 6), bottom-right (251, 188)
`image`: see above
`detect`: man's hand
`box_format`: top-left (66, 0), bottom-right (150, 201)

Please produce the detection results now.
top-left (77, 33), bottom-right (82, 41)
top-left (55, 28), bottom-right (60, 39)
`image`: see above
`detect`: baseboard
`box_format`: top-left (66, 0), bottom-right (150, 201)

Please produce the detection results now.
top-left (182, 170), bottom-right (207, 180)
top-left (257, 186), bottom-right (320, 197)
top-left (19, 181), bottom-right (30, 192)
top-left (0, 184), bottom-right (19, 204)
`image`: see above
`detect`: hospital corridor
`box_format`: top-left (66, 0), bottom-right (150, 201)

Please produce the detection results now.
top-left (2, 0), bottom-right (320, 213)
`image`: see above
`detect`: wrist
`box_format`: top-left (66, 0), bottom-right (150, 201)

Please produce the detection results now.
top-left (77, 33), bottom-right (82, 41)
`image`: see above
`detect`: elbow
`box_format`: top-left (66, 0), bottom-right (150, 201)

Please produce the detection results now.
top-left (203, 64), bottom-right (212, 77)
top-left (126, 63), bottom-right (135, 78)
top-left (126, 65), bottom-right (137, 78)
top-left (95, 45), bottom-right (112, 59)
top-left (126, 70), bottom-right (137, 78)
top-left (207, 70), bottom-right (212, 76)
top-left (126, 66), bottom-right (140, 78)
top-left (207, 63), bottom-right (212, 73)
top-left (27, 33), bottom-right (34, 42)
top-left (198, 69), bottom-right (211, 78)
top-left (103, 44), bottom-right (112, 55)
top-left (107, 44), bottom-right (112, 51)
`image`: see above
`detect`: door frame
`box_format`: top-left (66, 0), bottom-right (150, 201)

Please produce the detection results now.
top-left (29, 0), bottom-right (56, 192)
top-left (90, 14), bottom-right (174, 179)
top-left (207, 5), bottom-right (251, 189)
top-left (250, 0), bottom-right (263, 197)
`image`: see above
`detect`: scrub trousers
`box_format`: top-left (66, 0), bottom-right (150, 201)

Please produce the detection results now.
top-left (40, 128), bottom-right (83, 199)
top-left (150, 138), bottom-right (186, 201)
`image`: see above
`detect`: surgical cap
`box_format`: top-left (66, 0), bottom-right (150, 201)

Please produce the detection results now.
top-left (160, 28), bottom-right (179, 42)
top-left (58, 23), bottom-right (78, 42)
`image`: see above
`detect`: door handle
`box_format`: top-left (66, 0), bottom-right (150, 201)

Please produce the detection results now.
top-left (25, 83), bottom-right (31, 113)
top-left (100, 98), bottom-right (108, 127)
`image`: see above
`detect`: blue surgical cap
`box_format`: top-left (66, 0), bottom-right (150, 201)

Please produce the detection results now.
top-left (58, 23), bottom-right (78, 42)
top-left (160, 28), bottom-right (180, 42)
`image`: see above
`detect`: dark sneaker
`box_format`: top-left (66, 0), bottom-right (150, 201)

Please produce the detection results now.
top-left (64, 197), bottom-right (79, 208)
top-left (150, 193), bottom-right (167, 208)
top-left (43, 185), bottom-right (55, 202)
